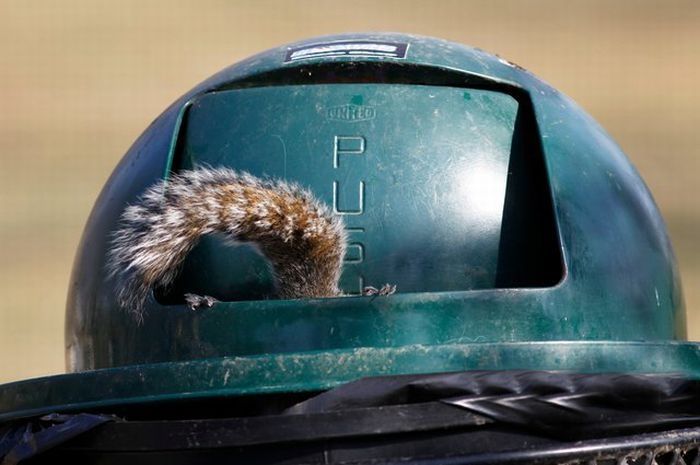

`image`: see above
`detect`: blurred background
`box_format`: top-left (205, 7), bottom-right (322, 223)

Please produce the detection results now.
top-left (0, 0), bottom-right (698, 384)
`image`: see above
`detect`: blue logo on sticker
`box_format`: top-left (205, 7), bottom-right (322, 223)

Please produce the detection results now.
top-left (285, 40), bottom-right (409, 62)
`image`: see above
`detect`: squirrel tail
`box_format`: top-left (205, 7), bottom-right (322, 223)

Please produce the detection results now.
top-left (107, 167), bottom-right (346, 321)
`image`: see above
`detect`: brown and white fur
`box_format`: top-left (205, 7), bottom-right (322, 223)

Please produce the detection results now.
top-left (108, 167), bottom-right (349, 322)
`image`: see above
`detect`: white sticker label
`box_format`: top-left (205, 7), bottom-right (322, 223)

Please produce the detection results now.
top-left (285, 40), bottom-right (409, 62)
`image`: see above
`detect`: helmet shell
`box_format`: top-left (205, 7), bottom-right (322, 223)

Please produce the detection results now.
top-left (65, 32), bottom-right (683, 374)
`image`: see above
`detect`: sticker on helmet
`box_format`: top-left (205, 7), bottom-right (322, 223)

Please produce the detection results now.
top-left (285, 40), bottom-right (409, 62)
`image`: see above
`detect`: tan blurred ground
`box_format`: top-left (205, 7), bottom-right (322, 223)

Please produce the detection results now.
top-left (0, 0), bottom-right (698, 384)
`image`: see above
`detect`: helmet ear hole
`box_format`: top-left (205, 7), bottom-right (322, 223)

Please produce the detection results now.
top-left (495, 101), bottom-right (563, 288)
top-left (169, 83), bottom-right (564, 297)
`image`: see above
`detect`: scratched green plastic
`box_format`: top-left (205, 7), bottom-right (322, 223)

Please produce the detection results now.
top-left (49, 32), bottom-right (685, 407)
top-left (4, 342), bottom-right (700, 422)
top-left (173, 85), bottom-right (518, 297)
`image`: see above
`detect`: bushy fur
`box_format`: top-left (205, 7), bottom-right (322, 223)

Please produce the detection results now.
top-left (107, 167), bottom-right (347, 321)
